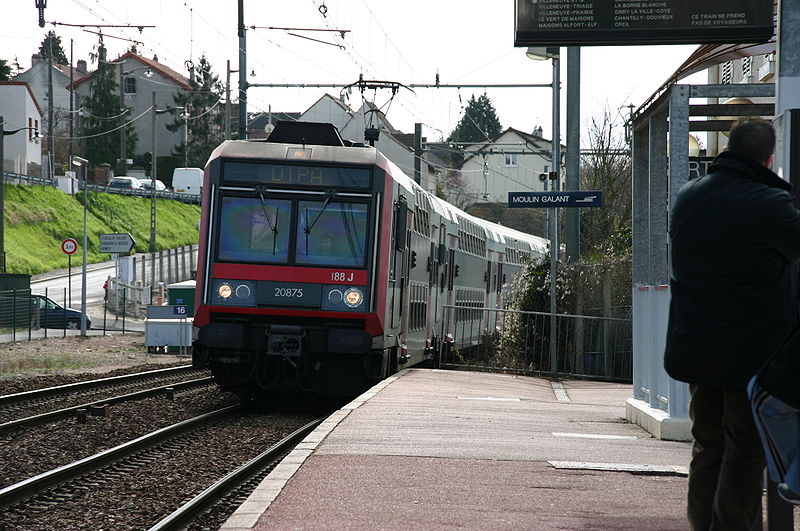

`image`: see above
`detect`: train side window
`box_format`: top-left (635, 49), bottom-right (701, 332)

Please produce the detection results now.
top-left (394, 201), bottom-right (408, 251)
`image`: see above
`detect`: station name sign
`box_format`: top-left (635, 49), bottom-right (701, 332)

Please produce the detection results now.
top-left (508, 191), bottom-right (603, 208)
top-left (514, 0), bottom-right (774, 46)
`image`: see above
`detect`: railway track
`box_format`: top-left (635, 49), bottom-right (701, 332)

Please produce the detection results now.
top-left (0, 365), bottom-right (210, 431)
top-left (0, 401), bottom-right (329, 530)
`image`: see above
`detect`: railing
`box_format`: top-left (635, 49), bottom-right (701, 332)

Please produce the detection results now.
top-left (2, 171), bottom-right (200, 205)
top-left (439, 304), bottom-right (633, 382)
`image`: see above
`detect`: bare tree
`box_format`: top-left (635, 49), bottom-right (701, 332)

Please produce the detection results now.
top-left (579, 107), bottom-right (631, 256)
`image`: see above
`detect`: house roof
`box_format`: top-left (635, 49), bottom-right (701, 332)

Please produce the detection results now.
top-left (67, 52), bottom-right (191, 90)
top-left (0, 81), bottom-right (44, 117)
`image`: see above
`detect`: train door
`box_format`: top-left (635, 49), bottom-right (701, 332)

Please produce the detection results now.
top-left (389, 199), bottom-right (408, 331)
top-left (483, 252), bottom-right (494, 334)
top-left (424, 225), bottom-right (438, 354)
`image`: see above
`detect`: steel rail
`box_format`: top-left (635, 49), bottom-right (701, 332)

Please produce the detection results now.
top-left (0, 365), bottom-right (195, 406)
top-left (148, 416), bottom-right (326, 531)
top-left (0, 404), bottom-right (241, 509)
top-left (0, 377), bottom-right (214, 434)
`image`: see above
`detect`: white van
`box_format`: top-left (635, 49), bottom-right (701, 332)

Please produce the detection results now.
top-left (172, 167), bottom-right (203, 195)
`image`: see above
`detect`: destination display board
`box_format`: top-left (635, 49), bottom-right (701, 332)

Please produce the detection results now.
top-left (514, 0), bottom-right (774, 46)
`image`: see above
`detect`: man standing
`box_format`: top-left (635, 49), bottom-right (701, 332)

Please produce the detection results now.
top-left (665, 118), bottom-right (800, 530)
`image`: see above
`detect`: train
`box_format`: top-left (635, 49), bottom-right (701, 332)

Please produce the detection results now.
top-left (191, 121), bottom-right (548, 396)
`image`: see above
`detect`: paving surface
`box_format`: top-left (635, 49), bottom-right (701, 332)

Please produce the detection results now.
top-left (222, 368), bottom-right (694, 530)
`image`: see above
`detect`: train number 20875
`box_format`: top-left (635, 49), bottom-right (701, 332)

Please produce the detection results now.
top-left (274, 287), bottom-right (304, 298)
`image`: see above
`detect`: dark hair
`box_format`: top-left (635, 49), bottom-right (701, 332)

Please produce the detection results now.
top-left (727, 118), bottom-right (776, 164)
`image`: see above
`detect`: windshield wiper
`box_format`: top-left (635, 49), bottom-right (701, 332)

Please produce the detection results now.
top-left (303, 190), bottom-right (336, 253)
top-left (255, 186), bottom-right (279, 255)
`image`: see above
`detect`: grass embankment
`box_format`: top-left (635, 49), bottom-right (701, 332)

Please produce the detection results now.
top-left (3, 184), bottom-right (201, 275)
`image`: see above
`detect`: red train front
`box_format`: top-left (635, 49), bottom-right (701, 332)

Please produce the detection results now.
top-left (192, 122), bottom-right (407, 396)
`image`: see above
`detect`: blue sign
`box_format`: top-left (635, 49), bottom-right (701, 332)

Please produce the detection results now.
top-left (173, 305), bottom-right (189, 316)
top-left (508, 191), bottom-right (603, 208)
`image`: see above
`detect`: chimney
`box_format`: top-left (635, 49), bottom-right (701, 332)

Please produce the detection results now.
top-left (152, 54), bottom-right (158, 62)
top-left (76, 59), bottom-right (87, 74)
top-left (31, 53), bottom-right (43, 65)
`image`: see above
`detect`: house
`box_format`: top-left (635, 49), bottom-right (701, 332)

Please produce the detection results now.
top-left (0, 81), bottom-right (43, 176)
top-left (298, 94), bottom-right (444, 194)
top-left (13, 54), bottom-right (87, 142)
top-left (458, 127), bottom-right (556, 204)
top-left (68, 52), bottom-right (192, 166)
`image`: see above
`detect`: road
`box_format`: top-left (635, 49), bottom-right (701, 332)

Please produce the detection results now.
top-left (30, 247), bottom-right (197, 310)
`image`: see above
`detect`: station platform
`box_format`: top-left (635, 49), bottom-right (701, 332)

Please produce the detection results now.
top-left (221, 368), bottom-right (693, 530)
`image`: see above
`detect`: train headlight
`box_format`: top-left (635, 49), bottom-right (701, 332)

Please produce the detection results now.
top-left (211, 279), bottom-right (256, 306)
top-left (343, 288), bottom-right (363, 308)
top-left (328, 289), bottom-right (343, 304)
top-left (218, 283), bottom-right (233, 299)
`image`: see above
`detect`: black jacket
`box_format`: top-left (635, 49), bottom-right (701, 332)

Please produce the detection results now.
top-left (664, 151), bottom-right (800, 389)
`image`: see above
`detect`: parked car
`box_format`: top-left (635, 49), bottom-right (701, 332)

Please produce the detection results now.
top-left (31, 295), bottom-right (91, 329)
top-left (107, 176), bottom-right (142, 189)
top-left (140, 179), bottom-right (167, 191)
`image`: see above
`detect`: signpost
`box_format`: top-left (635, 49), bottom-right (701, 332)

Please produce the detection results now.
top-left (61, 238), bottom-right (77, 306)
top-left (99, 233), bottom-right (136, 254)
top-left (514, 0), bottom-right (774, 46)
top-left (508, 190), bottom-right (604, 208)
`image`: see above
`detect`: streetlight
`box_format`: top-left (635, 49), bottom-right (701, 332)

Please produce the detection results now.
top-left (71, 154), bottom-right (89, 336)
top-left (527, 47), bottom-right (561, 374)
top-left (150, 93), bottom-right (184, 292)
top-left (1, 115), bottom-right (40, 271)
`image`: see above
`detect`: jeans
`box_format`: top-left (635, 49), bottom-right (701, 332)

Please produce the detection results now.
top-left (688, 384), bottom-right (765, 531)
top-left (748, 377), bottom-right (800, 494)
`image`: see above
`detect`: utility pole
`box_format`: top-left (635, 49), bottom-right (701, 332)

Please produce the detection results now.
top-left (414, 123), bottom-right (422, 185)
top-left (564, 47), bottom-right (580, 262)
top-left (119, 62), bottom-right (127, 176)
top-left (69, 39), bottom-right (74, 165)
top-left (225, 59), bottom-right (237, 140)
top-left (237, 0), bottom-right (247, 140)
top-left (47, 35), bottom-right (54, 180)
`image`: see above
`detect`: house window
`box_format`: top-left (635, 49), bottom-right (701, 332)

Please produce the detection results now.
top-left (123, 76), bottom-right (137, 95)
top-left (504, 153), bottom-right (517, 166)
top-left (742, 56), bottom-right (753, 80)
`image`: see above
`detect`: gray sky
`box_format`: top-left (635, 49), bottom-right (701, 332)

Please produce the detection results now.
top-left (3, 1), bottom-right (705, 146)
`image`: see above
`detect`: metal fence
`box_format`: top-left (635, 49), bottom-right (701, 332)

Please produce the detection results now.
top-left (2, 171), bottom-right (200, 204)
top-left (439, 304), bottom-right (633, 382)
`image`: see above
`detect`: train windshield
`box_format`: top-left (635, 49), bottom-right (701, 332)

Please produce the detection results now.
top-left (295, 200), bottom-right (369, 267)
top-left (217, 197), bottom-right (292, 263)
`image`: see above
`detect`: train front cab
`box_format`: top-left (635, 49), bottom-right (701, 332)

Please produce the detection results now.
top-left (192, 139), bottom-right (403, 397)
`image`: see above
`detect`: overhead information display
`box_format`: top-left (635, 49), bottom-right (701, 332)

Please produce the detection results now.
top-left (514, 0), bottom-right (774, 46)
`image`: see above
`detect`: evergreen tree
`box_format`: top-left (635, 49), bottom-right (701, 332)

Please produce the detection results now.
top-left (446, 93), bottom-right (502, 167)
top-left (82, 40), bottom-right (137, 167)
top-left (166, 54), bottom-right (224, 168)
top-left (0, 59), bottom-right (11, 81)
top-left (38, 31), bottom-right (69, 65)
top-left (448, 93), bottom-right (502, 143)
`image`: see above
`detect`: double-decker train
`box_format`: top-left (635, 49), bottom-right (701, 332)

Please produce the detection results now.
top-left (192, 121), bottom-right (547, 396)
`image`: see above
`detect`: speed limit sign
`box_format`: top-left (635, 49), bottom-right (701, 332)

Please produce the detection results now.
top-left (61, 238), bottom-right (78, 255)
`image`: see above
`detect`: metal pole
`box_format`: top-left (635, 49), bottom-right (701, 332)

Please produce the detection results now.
top-left (69, 39), bottom-right (74, 165)
top-left (119, 63), bottom-right (126, 176)
top-left (237, 0), bottom-right (248, 140)
top-left (47, 36), bottom-right (54, 181)
top-left (151, 91), bottom-right (157, 254)
top-left (549, 52), bottom-right (561, 374)
top-left (77, 157), bottom-right (89, 336)
top-left (0, 115), bottom-right (5, 271)
top-left (565, 47), bottom-right (580, 262)
top-left (225, 59), bottom-right (232, 140)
